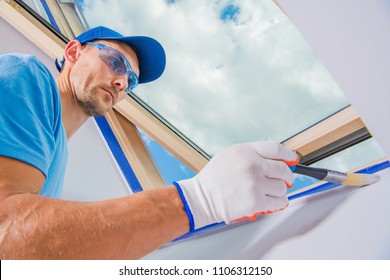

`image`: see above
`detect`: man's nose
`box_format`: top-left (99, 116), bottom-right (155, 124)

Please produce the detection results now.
top-left (112, 73), bottom-right (128, 92)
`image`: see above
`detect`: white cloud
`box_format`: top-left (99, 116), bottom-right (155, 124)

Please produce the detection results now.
top-left (81, 0), bottom-right (348, 155)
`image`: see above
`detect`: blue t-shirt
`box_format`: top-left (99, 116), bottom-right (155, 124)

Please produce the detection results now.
top-left (0, 53), bottom-right (67, 198)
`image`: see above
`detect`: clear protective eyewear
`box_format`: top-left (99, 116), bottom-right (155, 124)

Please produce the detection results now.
top-left (85, 42), bottom-right (139, 93)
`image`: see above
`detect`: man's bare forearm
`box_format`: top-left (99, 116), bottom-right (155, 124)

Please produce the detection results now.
top-left (0, 186), bottom-right (189, 259)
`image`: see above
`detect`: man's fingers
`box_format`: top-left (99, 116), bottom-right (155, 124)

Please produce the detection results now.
top-left (250, 140), bottom-right (298, 163)
top-left (261, 179), bottom-right (288, 197)
top-left (263, 159), bottom-right (295, 187)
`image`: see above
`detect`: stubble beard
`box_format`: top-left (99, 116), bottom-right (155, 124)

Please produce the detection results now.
top-left (75, 87), bottom-right (111, 116)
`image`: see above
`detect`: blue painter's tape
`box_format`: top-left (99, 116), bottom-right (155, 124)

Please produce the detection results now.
top-left (39, 0), bottom-right (61, 32)
top-left (355, 160), bottom-right (390, 174)
top-left (288, 181), bottom-right (340, 200)
top-left (173, 222), bottom-right (226, 242)
top-left (94, 116), bottom-right (143, 193)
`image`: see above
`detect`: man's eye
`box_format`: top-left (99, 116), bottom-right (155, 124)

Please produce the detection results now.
top-left (106, 57), bottom-right (122, 72)
top-left (110, 58), bottom-right (120, 68)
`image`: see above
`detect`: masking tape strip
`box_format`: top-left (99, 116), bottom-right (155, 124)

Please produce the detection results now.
top-left (94, 116), bottom-right (143, 193)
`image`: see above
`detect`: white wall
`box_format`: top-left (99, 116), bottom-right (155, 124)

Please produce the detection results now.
top-left (0, 17), bottom-right (57, 73)
top-left (62, 118), bottom-right (132, 201)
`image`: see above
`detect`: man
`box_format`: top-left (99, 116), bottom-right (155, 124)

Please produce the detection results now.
top-left (0, 26), bottom-right (298, 259)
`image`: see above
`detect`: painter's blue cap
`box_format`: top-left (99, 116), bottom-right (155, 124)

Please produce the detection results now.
top-left (58, 26), bottom-right (166, 84)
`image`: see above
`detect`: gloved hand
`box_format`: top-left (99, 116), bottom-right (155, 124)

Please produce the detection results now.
top-left (174, 140), bottom-right (299, 231)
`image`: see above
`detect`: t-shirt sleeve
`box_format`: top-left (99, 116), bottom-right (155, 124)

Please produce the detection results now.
top-left (0, 54), bottom-right (59, 177)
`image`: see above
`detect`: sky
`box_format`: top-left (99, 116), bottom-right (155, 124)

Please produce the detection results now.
top-left (73, 0), bottom-right (385, 189)
top-left (77, 0), bottom-right (349, 155)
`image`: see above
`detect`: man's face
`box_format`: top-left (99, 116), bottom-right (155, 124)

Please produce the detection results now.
top-left (69, 40), bottom-right (140, 116)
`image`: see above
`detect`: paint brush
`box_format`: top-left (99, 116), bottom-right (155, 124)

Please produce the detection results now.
top-left (292, 164), bottom-right (380, 186)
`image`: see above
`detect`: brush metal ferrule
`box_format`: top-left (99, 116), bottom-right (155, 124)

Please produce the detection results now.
top-left (323, 170), bottom-right (347, 184)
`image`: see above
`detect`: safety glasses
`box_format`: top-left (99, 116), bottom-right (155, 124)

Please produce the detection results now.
top-left (85, 42), bottom-right (139, 93)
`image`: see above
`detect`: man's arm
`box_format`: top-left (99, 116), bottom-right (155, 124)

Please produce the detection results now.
top-left (0, 140), bottom-right (297, 259)
top-left (0, 156), bottom-right (189, 259)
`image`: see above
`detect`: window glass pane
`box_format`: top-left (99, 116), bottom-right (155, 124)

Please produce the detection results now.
top-left (22, 0), bottom-right (51, 22)
top-left (76, 0), bottom-right (349, 156)
top-left (137, 128), bottom-right (196, 185)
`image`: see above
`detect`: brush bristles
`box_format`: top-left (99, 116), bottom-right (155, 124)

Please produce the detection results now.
top-left (342, 173), bottom-right (381, 186)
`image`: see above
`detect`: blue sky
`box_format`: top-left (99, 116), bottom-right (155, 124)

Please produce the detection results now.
top-left (138, 130), bottom-right (195, 184)
top-left (220, 4), bottom-right (240, 22)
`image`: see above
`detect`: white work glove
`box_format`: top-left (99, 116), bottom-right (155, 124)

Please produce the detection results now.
top-left (173, 141), bottom-right (299, 231)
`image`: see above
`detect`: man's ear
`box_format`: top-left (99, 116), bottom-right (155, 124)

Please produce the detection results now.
top-left (64, 40), bottom-right (83, 66)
